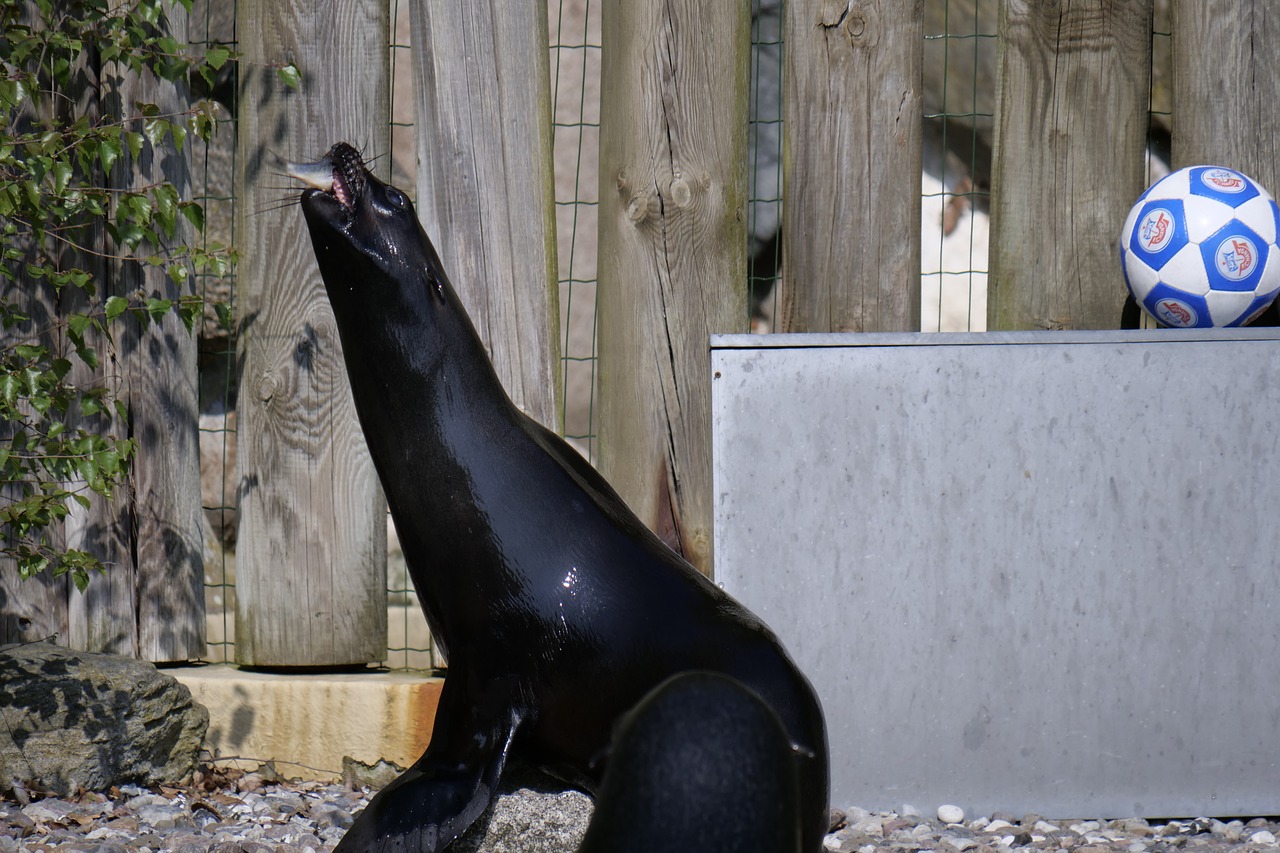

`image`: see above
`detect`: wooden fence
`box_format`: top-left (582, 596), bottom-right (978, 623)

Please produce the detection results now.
top-left (3, 0), bottom-right (1277, 665)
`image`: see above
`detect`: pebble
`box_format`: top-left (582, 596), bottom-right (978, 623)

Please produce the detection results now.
top-left (1, 778), bottom-right (1277, 853)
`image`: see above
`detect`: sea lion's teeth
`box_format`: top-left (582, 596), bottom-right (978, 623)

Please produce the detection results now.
top-left (333, 173), bottom-right (351, 207)
top-left (285, 160), bottom-right (336, 193)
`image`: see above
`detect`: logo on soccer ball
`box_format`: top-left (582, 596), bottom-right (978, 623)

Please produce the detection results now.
top-left (1203, 168), bottom-right (1245, 193)
top-left (1216, 236), bottom-right (1256, 281)
top-left (1138, 208), bottom-right (1175, 253)
top-left (1153, 298), bottom-right (1198, 328)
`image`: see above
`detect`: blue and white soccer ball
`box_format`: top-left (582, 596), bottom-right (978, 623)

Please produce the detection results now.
top-left (1119, 165), bottom-right (1280, 328)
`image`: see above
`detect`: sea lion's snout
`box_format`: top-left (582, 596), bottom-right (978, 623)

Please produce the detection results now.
top-left (287, 142), bottom-right (367, 210)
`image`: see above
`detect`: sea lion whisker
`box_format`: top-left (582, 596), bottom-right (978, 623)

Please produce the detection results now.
top-left (252, 196), bottom-right (302, 216)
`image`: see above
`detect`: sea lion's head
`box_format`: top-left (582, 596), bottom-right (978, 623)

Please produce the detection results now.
top-left (289, 142), bottom-right (447, 305)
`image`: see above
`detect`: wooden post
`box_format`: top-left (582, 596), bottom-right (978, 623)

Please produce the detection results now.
top-left (988, 1), bottom-right (1152, 331)
top-left (779, 0), bottom-right (923, 334)
top-left (596, 0), bottom-right (749, 575)
top-left (234, 0), bottom-right (390, 667)
top-left (1171, 3), bottom-right (1280, 191)
top-left (409, 0), bottom-right (561, 429)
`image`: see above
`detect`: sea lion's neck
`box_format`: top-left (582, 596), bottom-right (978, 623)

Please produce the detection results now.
top-left (329, 276), bottom-right (531, 640)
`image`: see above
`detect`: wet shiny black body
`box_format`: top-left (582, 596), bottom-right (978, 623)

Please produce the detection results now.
top-left (578, 671), bottom-right (803, 853)
top-left (296, 143), bottom-right (829, 853)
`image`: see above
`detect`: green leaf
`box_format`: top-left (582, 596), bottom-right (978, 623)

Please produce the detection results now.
top-left (0, 374), bottom-right (15, 406)
top-left (51, 159), bottom-right (72, 196)
top-left (146, 297), bottom-right (172, 322)
top-left (144, 117), bottom-right (170, 148)
top-left (105, 295), bottom-right (129, 321)
top-left (124, 130), bottom-right (144, 159)
top-left (180, 202), bottom-right (205, 232)
top-left (206, 46), bottom-right (230, 69)
top-left (70, 567), bottom-right (91, 593)
top-left (277, 63), bottom-right (301, 90)
top-left (68, 314), bottom-right (92, 337)
top-left (153, 183), bottom-right (177, 235)
top-left (98, 136), bottom-right (122, 174)
top-left (177, 293), bottom-right (200, 332)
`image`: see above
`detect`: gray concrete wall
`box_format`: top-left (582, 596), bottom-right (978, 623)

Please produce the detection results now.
top-left (712, 330), bottom-right (1280, 818)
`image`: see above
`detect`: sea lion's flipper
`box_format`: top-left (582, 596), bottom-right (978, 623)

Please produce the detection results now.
top-left (335, 680), bottom-right (522, 852)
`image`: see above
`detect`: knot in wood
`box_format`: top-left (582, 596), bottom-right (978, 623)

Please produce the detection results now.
top-left (669, 176), bottom-right (693, 208)
top-left (846, 11), bottom-right (867, 39)
top-left (626, 191), bottom-right (651, 224)
top-left (256, 372), bottom-right (278, 403)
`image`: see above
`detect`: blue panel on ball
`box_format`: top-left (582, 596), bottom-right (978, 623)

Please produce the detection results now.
top-left (1142, 283), bottom-right (1211, 328)
top-left (1198, 220), bottom-right (1268, 293)
top-left (1128, 199), bottom-right (1187, 270)
top-left (1188, 166), bottom-right (1261, 207)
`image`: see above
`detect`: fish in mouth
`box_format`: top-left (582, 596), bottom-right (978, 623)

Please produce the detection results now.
top-left (286, 141), bottom-right (367, 209)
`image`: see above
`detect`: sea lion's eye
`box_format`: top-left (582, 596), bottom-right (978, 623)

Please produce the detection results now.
top-left (385, 187), bottom-right (409, 211)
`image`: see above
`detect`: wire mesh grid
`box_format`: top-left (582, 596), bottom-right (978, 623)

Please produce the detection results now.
top-left (190, 0), bottom-right (237, 666)
top-left (921, 0), bottom-right (995, 334)
top-left (551, 0), bottom-right (602, 463)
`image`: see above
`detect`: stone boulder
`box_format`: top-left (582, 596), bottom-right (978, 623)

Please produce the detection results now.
top-left (0, 641), bottom-right (209, 795)
top-left (455, 769), bottom-right (593, 853)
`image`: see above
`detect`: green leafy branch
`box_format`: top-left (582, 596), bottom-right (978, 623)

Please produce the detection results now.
top-left (1, 0), bottom-right (236, 590)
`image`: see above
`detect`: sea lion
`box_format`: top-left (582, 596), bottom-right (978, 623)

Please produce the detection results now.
top-left (290, 142), bottom-right (829, 852)
top-left (578, 671), bottom-right (803, 853)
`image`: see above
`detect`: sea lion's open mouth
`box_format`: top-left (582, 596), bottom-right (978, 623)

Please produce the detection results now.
top-left (287, 142), bottom-right (367, 209)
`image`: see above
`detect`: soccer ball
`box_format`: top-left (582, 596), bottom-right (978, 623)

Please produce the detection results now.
top-left (1119, 165), bottom-right (1280, 327)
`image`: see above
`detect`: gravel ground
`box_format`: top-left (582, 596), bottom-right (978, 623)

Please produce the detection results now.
top-left (1, 765), bottom-right (1275, 853)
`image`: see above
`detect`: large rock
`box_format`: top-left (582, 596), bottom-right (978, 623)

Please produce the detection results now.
top-left (0, 642), bottom-right (209, 795)
top-left (453, 768), bottom-right (593, 853)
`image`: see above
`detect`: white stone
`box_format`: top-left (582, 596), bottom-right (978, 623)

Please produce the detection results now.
top-left (985, 820), bottom-right (1014, 833)
top-left (852, 817), bottom-right (885, 835)
top-left (1070, 821), bottom-right (1101, 834)
top-left (938, 804), bottom-right (965, 824)
top-left (1033, 821), bottom-right (1060, 833)
top-left (1250, 830), bottom-right (1277, 845)
top-left (822, 837), bottom-right (842, 851)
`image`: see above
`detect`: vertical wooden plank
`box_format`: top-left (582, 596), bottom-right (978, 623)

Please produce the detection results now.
top-left (1171, 3), bottom-right (1279, 191)
top-left (235, 0), bottom-right (390, 666)
top-left (120, 4), bottom-right (206, 662)
top-left (1, 2), bottom-right (81, 648)
top-left (988, 1), bottom-right (1152, 331)
top-left (67, 3), bottom-right (205, 661)
top-left (779, 0), bottom-right (923, 334)
top-left (596, 0), bottom-right (749, 575)
top-left (410, 1), bottom-right (561, 430)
